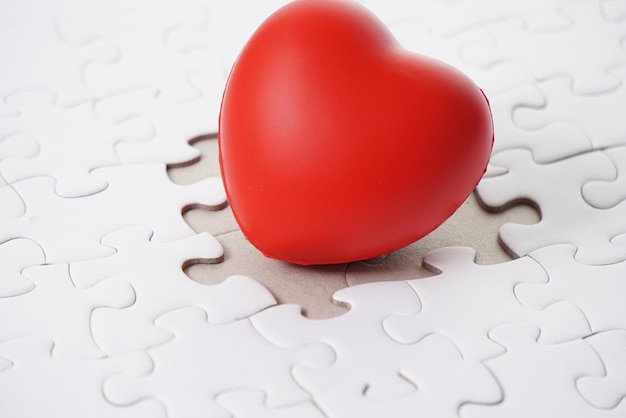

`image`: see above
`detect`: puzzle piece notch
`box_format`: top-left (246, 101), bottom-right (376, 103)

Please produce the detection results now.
top-left (0, 89), bottom-right (153, 197)
top-left (382, 246), bottom-right (590, 362)
top-left (313, 333), bottom-right (501, 418)
top-left (514, 78), bottom-right (626, 153)
top-left (461, 324), bottom-right (626, 418)
top-left (0, 164), bottom-right (226, 264)
top-left (71, 226), bottom-right (275, 354)
top-left (463, 1), bottom-right (626, 95)
top-left (577, 330), bottom-right (626, 410)
top-left (252, 280), bottom-right (500, 405)
top-left (0, 336), bottom-right (165, 418)
top-left (476, 148), bottom-right (626, 265)
top-left (518, 244), bottom-right (626, 334)
top-left (0, 262), bottom-right (135, 359)
top-left (582, 146), bottom-right (626, 209)
top-left (0, 238), bottom-right (45, 297)
top-left (104, 306), bottom-right (335, 418)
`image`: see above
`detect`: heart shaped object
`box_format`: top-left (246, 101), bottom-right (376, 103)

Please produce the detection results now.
top-left (219, 0), bottom-right (493, 265)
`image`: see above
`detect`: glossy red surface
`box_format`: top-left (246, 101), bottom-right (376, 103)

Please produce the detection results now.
top-left (219, 0), bottom-right (494, 265)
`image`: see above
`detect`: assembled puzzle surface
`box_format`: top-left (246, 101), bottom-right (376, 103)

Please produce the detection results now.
top-left (1, 0), bottom-right (626, 416)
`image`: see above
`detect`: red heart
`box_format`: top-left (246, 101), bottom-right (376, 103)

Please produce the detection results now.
top-left (219, 0), bottom-right (493, 265)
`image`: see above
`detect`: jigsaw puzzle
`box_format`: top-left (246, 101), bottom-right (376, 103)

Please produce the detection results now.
top-left (2, 0), bottom-right (626, 417)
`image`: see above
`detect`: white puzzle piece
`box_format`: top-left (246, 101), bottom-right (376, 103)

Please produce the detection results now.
top-left (461, 324), bottom-right (626, 418)
top-left (0, 164), bottom-right (226, 263)
top-left (463, 1), bottom-right (626, 95)
top-left (515, 78), bottom-right (626, 152)
top-left (601, 0), bottom-right (626, 23)
top-left (0, 336), bottom-right (164, 418)
top-left (95, 73), bottom-right (224, 166)
top-left (104, 306), bottom-right (335, 418)
top-left (0, 21), bottom-right (114, 115)
top-left (0, 90), bottom-right (152, 197)
top-left (476, 149), bottom-right (626, 265)
top-left (57, 2), bottom-right (220, 102)
top-left (488, 82), bottom-right (592, 163)
top-left (2, 0), bottom-right (626, 416)
top-left (517, 244), bottom-right (626, 334)
top-left (313, 333), bottom-right (501, 418)
top-left (0, 263), bottom-right (134, 359)
top-left (578, 330), bottom-right (626, 410)
top-left (251, 280), bottom-right (501, 403)
top-left (0, 238), bottom-right (45, 297)
top-left (70, 226), bottom-right (275, 354)
top-left (382, 246), bottom-right (590, 361)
